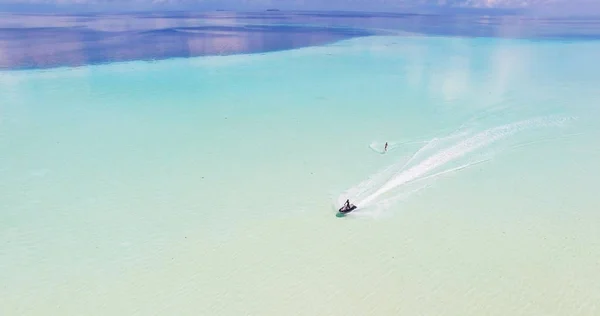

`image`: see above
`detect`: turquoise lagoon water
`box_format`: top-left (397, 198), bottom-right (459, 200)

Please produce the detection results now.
top-left (2, 30), bottom-right (600, 314)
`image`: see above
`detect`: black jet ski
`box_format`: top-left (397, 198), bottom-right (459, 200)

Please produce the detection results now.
top-left (338, 200), bottom-right (357, 214)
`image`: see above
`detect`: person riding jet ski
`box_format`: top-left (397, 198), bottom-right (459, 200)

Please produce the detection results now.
top-left (338, 199), bottom-right (357, 213)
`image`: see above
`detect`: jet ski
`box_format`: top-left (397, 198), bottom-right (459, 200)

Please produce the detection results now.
top-left (338, 200), bottom-right (357, 214)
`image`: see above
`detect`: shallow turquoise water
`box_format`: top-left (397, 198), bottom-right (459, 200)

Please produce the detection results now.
top-left (2, 35), bottom-right (600, 315)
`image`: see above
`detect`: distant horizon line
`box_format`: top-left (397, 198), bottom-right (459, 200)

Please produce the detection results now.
top-left (1, 3), bottom-right (597, 18)
top-left (0, 5), bottom-right (527, 15)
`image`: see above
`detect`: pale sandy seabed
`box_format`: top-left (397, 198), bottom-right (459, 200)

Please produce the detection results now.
top-left (1, 35), bottom-right (600, 315)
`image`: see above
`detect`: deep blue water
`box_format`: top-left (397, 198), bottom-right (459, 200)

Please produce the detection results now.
top-left (1, 11), bottom-right (599, 70)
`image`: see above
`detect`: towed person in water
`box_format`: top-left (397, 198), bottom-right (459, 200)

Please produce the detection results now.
top-left (339, 199), bottom-right (357, 213)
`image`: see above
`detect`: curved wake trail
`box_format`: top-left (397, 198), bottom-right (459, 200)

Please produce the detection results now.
top-left (339, 115), bottom-right (574, 213)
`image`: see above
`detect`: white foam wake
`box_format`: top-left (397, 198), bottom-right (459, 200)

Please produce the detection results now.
top-left (337, 115), bottom-right (574, 215)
